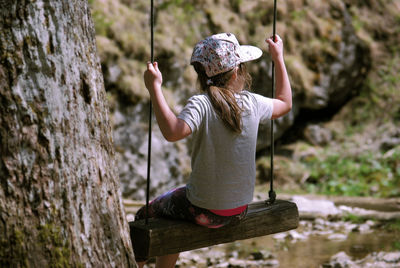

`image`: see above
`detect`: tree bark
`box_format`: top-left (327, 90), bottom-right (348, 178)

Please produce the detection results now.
top-left (0, 0), bottom-right (135, 266)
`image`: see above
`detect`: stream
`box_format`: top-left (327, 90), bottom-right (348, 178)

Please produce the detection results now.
top-left (127, 196), bottom-right (400, 267)
top-left (173, 220), bottom-right (399, 268)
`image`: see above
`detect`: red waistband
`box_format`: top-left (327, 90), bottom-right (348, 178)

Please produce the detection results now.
top-left (209, 204), bottom-right (248, 216)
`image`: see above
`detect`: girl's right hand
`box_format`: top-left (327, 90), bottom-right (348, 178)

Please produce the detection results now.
top-left (144, 61), bottom-right (163, 92)
top-left (265, 34), bottom-right (284, 63)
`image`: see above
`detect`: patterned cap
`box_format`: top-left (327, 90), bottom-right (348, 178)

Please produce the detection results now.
top-left (190, 33), bottom-right (262, 77)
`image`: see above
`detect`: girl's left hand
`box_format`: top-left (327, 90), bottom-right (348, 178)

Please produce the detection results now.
top-left (265, 34), bottom-right (284, 63)
top-left (144, 61), bottom-right (163, 92)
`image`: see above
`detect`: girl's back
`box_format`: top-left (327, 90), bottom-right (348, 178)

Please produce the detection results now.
top-left (178, 91), bottom-right (273, 209)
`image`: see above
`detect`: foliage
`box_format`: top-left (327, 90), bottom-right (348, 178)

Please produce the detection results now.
top-left (342, 213), bottom-right (365, 224)
top-left (386, 219), bottom-right (400, 233)
top-left (383, 219), bottom-right (400, 250)
top-left (393, 241), bottom-right (400, 251)
top-left (302, 148), bottom-right (400, 197)
top-left (91, 11), bottom-right (113, 37)
top-left (298, 49), bottom-right (400, 198)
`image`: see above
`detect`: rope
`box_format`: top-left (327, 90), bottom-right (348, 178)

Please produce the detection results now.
top-left (268, 0), bottom-right (278, 204)
top-left (145, 0), bottom-right (155, 225)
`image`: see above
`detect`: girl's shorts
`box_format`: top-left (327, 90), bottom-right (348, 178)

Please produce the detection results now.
top-left (135, 186), bottom-right (247, 229)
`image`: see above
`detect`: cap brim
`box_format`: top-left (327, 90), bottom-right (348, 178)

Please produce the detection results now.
top-left (239, 45), bottom-right (263, 63)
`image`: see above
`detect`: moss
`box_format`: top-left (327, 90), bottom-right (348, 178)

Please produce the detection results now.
top-left (91, 9), bottom-right (113, 37)
top-left (290, 9), bottom-right (307, 21)
top-left (37, 223), bottom-right (72, 268)
top-left (0, 227), bottom-right (29, 267)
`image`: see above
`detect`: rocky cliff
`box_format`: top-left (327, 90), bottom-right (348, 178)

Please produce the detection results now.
top-left (90, 0), bottom-right (400, 200)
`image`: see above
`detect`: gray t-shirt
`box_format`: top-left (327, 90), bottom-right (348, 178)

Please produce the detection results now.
top-left (177, 90), bottom-right (273, 210)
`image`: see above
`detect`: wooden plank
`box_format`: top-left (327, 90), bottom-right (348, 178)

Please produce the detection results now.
top-left (129, 200), bottom-right (299, 260)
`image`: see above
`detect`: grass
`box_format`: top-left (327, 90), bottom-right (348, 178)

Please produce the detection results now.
top-left (342, 213), bottom-right (366, 224)
top-left (302, 148), bottom-right (400, 197)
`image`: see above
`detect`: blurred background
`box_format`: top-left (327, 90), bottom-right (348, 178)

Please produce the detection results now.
top-left (89, 0), bottom-right (400, 267)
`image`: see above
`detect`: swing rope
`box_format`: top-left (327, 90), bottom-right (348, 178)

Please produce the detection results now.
top-left (144, 0), bottom-right (278, 223)
top-left (268, 0), bottom-right (278, 205)
top-left (145, 0), bottom-right (155, 225)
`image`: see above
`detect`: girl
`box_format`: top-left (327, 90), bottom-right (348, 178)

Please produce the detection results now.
top-left (136, 33), bottom-right (291, 268)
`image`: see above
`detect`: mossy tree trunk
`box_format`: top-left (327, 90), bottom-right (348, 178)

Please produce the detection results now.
top-left (0, 0), bottom-right (135, 266)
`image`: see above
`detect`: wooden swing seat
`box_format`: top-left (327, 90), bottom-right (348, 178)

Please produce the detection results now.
top-left (129, 199), bottom-right (299, 260)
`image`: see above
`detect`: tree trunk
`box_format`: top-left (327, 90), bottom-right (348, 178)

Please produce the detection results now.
top-left (0, 0), bottom-right (135, 266)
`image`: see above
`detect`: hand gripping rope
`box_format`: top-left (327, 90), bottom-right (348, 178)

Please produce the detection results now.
top-left (144, 0), bottom-right (279, 224)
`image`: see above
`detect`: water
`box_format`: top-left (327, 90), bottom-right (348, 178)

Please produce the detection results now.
top-left (175, 220), bottom-right (400, 267)
top-left (233, 223), bottom-right (399, 267)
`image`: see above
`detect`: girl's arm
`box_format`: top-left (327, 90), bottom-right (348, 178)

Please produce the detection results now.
top-left (144, 62), bottom-right (192, 142)
top-left (266, 35), bottom-right (292, 119)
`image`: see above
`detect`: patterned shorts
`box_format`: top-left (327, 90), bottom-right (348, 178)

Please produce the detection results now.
top-left (135, 186), bottom-right (247, 229)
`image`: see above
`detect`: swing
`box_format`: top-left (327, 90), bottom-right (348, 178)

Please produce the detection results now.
top-left (129, 0), bottom-right (299, 261)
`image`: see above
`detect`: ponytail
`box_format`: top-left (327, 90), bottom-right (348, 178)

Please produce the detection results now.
top-left (192, 63), bottom-right (251, 133)
top-left (208, 85), bottom-right (243, 133)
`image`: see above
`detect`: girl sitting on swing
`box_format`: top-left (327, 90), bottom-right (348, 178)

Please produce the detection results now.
top-left (136, 32), bottom-right (292, 268)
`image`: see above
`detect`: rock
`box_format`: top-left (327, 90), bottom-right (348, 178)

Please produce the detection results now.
top-left (92, 0), bottom-right (372, 198)
top-left (323, 251), bottom-right (357, 268)
top-left (287, 230), bottom-right (308, 241)
top-left (273, 232), bottom-right (288, 241)
top-left (355, 223), bottom-right (372, 234)
top-left (291, 195), bottom-right (342, 217)
top-left (379, 252), bottom-right (400, 263)
top-left (221, 258), bottom-right (279, 268)
top-left (323, 251), bottom-right (400, 268)
top-left (264, 259), bottom-right (279, 266)
top-left (113, 103), bottom-right (191, 200)
top-left (250, 251), bottom-right (264, 261)
top-left (304, 124), bottom-right (333, 146)
top-left (380, 137), bottom-right (400, 151)
top-left (327, 233), bottom-right (348, 241)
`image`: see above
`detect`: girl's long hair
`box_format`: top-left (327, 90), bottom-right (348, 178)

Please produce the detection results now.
top-left (192, 63), bottom-right (252, 133)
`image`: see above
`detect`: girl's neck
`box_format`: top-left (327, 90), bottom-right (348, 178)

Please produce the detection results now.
top-left (227, 68), bottom-right (245, 93)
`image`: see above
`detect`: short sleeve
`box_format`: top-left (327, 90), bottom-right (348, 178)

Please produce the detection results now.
top-left (177, 95), bottom-right (208, 133)
top-left (252, 93), bottom-right (273, 124)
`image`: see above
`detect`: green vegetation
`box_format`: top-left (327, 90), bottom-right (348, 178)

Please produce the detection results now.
top-left (290, 10), bottom-right (307, 21)
top-left (91, 10), bottom-right (113, 37)
top-left (342, 213), bottom-right (366, 224)
top-left (386, 219), bottom-right (400, 233)
top-left (159, 0), bottom-right (195, 13)
top-left (393, 241), bottom-right (400, 250)
top-left (37, 224), bottom-right (72, 268)
top-left (349, 54), bottom-right (400, 126)
top-left (303, 149), bottom-right (400, 197)
top-left (299, 50), bottom-right (400, 197)
top-left (0, 223), bottom-right (76, 267)
top-left (383, 219), bottom-right (400, 250)
top-left (0, 228), bottom-right (28, 267)
top-left (295, 3), bottom-right (400, 197)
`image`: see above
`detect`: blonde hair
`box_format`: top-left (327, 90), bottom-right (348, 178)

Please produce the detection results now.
top-left (192, 63), bottom-right (252, 133)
